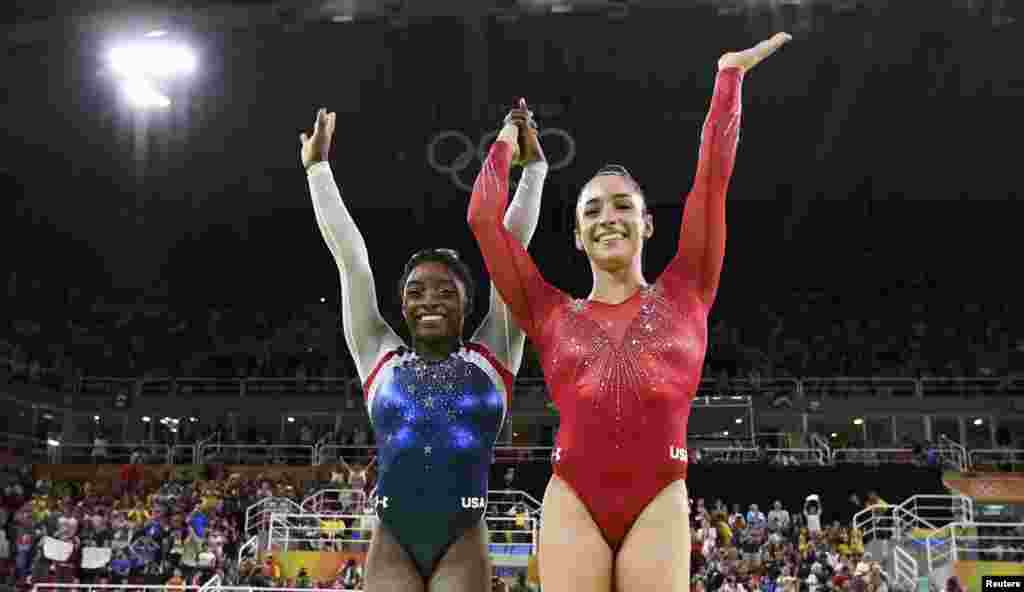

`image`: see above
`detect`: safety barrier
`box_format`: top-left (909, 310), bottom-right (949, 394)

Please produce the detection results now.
top-left (30, 581), bottom-right (356, 585)
top-left (969, 448), bottom-right (1024, 470)
top-left (300, 488), bottom-right (367, 514)
top-left (832, 448), bottom-right (916, 466)
top-left (237, 533), bottom-right (259, 565)
top-left (199, 444), bottom-right (316, 466)
top-left (20, 439), bottom-right (984, 470)
top-left (925, 521), bottom-right (1024, 573)
top-left (198, 575), bottom-right (221, 592)
top-left (244, 496), bottom-right (304, 541)
top-left (76, 374), bottom-right (1024, 400)
top-left (938, 435), bottom-right (969, 472)
top-left (266, 512), bottom-right (374, 553)
top-left (266, 512), bottom-right (538, 556)
top-left (853, 494), bottom-right (973, 544)
top-left (493, 445), bottom-right (557, 463)
top-left (765, 447), bottom-right (828, 465)
top-left (487, 489), bottom-right (544, 516)
top-left (316, 445), bottom-right (375, 466)
top-left (44, 443), bottom-right (171, 464)
top-left (892, 545), bottom-right (919, 591)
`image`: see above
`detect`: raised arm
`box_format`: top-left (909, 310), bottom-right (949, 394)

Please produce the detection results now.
top-left (473, 102), bottom-right (549, 374)
top-left (663, 33), bottom-right (791, 308)
top-left (467, 135), bottom-right (563, 343)
top-left (302, 109), bottom-right (402, 383)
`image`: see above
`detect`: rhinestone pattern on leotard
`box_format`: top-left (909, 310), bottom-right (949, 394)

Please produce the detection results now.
top-left (550, 284), bottom-right (700, 447)
top-left (372, 346), bottom-right (505, 475)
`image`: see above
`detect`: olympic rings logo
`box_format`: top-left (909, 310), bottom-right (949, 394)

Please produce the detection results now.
top-left (427, 127), bottom-right (577, 192)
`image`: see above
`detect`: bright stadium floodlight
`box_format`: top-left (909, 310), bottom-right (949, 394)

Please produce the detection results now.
top-left (108, 40), bottom-right (197, 79)
top-left (145, 30), bottom-right (168, 37)
top-left (121, 77), bottom-right (171, 109)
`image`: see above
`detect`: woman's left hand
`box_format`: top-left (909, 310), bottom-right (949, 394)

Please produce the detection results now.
top-left (505, 98), bottom-right (545, 165)
top-left (718, 32), bottom-right (792, 73)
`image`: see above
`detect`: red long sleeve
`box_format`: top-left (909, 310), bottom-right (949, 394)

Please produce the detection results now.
top-left (467, 141), bottom-right (564, 339)
top-left (661, 67), bottom-right (744, 309)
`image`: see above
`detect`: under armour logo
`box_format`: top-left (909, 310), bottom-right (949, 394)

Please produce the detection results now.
top-left (551, 447), bottom-right (562, 463)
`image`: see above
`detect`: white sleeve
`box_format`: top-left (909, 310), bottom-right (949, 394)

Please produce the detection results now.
top-left (307, 163), bottom-right (402, 381)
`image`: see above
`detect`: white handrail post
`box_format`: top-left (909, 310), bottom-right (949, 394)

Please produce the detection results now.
top-left (926, 532), bottom-right (932, 573)
top-left (950, 525), bottom-right (957, 561)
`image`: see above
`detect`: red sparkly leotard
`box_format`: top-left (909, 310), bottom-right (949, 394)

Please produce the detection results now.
top-left (468, 68), bottom-right (743, 550)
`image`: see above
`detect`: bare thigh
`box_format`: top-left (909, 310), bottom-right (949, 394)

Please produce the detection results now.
top-left (364, 522), bottom-right (425, 592)
top-left (614, 478), bottom-right (691, 592)
top-left (538, 475), bottom-right (614, 592)
top-left (428, 519), bottom-right (491, 592)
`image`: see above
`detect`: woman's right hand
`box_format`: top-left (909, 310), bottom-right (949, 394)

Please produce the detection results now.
top-left (300, 108), bottom-right (336, 170)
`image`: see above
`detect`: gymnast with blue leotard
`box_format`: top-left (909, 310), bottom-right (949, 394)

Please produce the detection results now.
top-left (299, 101), bottom-right (546, 592)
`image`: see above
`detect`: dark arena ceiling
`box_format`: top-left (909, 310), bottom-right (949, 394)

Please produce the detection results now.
top-left (1, 0), bottom-right (1021, 306)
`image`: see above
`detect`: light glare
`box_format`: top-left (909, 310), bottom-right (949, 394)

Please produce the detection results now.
top-left (122, 78), bottom-right (171, 109)
top-left (109, 41), bottom-right (197, 79)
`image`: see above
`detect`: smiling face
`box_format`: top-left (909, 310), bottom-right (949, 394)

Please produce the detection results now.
top-left (402, 261), bottom-right (466, 343)
top-left (574, 174), bottom-right (653, 271)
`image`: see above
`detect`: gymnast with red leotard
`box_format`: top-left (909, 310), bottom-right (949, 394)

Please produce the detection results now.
top-left (468, 33), bottom-right (792, 592)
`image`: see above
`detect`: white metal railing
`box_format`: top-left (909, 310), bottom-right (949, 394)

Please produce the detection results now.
top-left (832, 448), bottom-right (916, 465)
top-left (931, 521), bottom-right (1024, 564)
top-left (80, 374), bottom-right (1024, 400)
top-left (920, 377), bottom-right (1016, 398)
top-left (268, 512), bottom-right (373, 552)
top-left (198, 575), bottom-right (221, 592)
top-left (30, 581), bottom-right (360, 585)
top-left (487, 489), bottom-right (544, 516)
top-left (486, 514), bottom-right (539, 556)
top-left (852, 494), bottom-right (973, 544)
top-left (493, 446), bottom-right (556, 463)
top-left (47, 442), bottom-right (172, 464)
top-left (199, 443), bottom-right (315, 466)
top-left (699, 447), bottom-right (761, 462)
top-left (969, 448), bottom-right (1024, 470)
top-left (237, 533), bottom-right (259, 565)
top-left (803, 376), bottom-right (920, 398)
top-left (893, 545), bottom-right (919, 590)
top-left (266, 511), bottom-right (538, 556)
top-left (244, 496), bottom-right (304, 540)
top-left (20, 440), bottom-right (998, 470)
top-left (301, 489), bottom-right (368, 514)
top-left (809, 432), bottom-right (832, 461)
top-left (765, 447), bottom-right (828, 465)
top-left (172, 443), bottom-right (198, 464)
top-left (939, 435), bottom-right (969, 471)
top-left (317, 444), bottom-right (376, 466)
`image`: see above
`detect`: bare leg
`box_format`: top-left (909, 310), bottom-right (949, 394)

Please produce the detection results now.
top-left (537, 475), bottom-right (614, 592)
top-left (428, 520), bottom-right (491, 592)
top-left (614, 479), bottom-right (691, 592)
top-left (364, 522), bottom-right (425, 592)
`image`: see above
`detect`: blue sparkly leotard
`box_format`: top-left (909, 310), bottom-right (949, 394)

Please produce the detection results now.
top-left (363, 341), bottom-right (512, 579)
